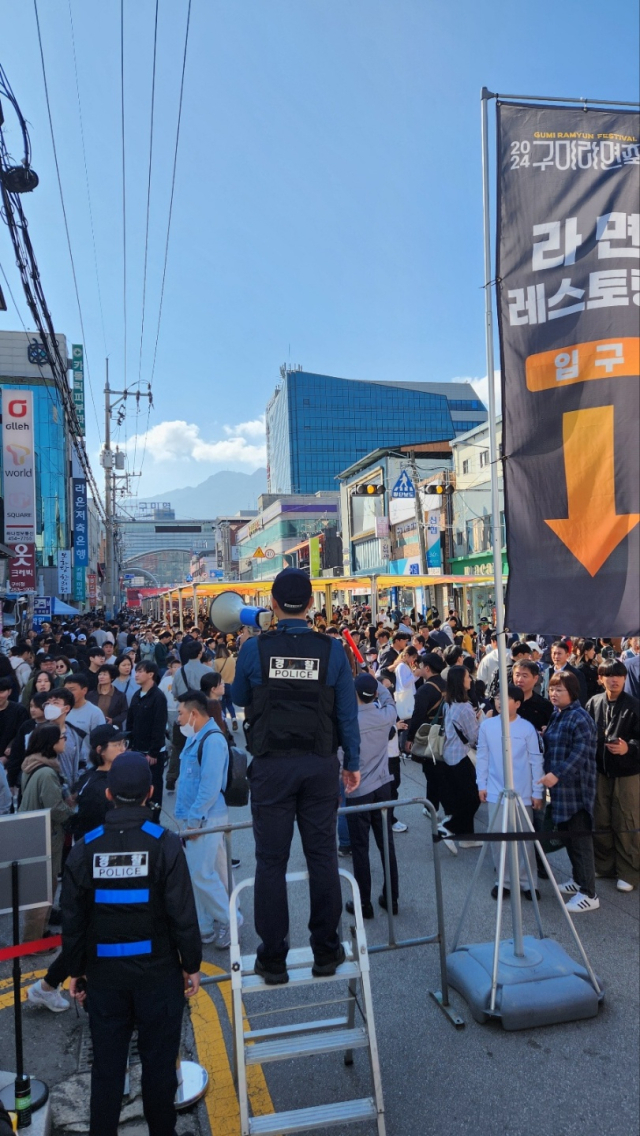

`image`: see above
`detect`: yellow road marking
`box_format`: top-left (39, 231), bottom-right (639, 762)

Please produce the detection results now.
top-left (194, 962), bottom-right (275, 1128)
top-left (0, 970), bottom-right (47, 1010)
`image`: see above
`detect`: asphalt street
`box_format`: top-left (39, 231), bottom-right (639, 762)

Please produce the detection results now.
top-left (1, 747), bottom-right (638, 1136)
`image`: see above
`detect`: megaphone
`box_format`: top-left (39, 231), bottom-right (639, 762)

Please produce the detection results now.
top-left (209, 592), bottom-right (270, 634)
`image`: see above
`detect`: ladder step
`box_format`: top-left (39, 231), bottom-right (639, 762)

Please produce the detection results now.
top-left (246, 1026), bottom-right (369, 1065)
top-left (245, 1016), bottom-right (349, 1042)
top-left (240, 942), bottom-right (354, 974)
top-left (242, 960), bottom-right (360, 993)
top-left (248, 1097), bottom-right (378, 1134)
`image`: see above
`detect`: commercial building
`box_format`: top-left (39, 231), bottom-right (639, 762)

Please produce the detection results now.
top-left (235, 493), bottom-right (340, 582)
top-left (0, 330), bottom-right (71, 598)
top-left (266, 367), bottom-right (486, 495)
top-left (118, 504), bottom-right (219, 588)
top-left (449, 418), bottom-right (507, 624)
top-left (189, 513), bottom-right (256, 582)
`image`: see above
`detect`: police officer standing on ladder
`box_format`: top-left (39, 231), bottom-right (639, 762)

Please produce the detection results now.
top-left (232, 567), bottom-right (361, 985)
top-left (61, 751), bottom-right (202, 1136)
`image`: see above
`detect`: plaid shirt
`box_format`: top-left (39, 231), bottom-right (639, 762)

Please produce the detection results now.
top-left (543, 701), bottom-right (597, 822)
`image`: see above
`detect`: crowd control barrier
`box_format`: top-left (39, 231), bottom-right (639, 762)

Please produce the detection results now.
top-left (180, 796), bottom-right (464, 1028)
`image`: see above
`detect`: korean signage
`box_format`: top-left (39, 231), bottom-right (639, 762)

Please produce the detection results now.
top-left (58, 550), bottom-right (72, 594)
top-left (71, 344), bottom-right (85, 434)
top-left (72, 477), bottom-right (88, 602)
top-left (497, 102), bottom-right (639, 635)
top-left (88, 572), bottom-right (97, 606)
top-left (426, 509), bottom-right (442, 571)
top-left (32, 597), bottom-right (52, 630)
top-left (2, 389), bottom-right (37, 591)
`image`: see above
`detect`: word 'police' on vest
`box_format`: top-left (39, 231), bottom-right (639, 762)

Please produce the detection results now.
top-left (93, 852), bottom-right (150, 878)
top-left (269, 656), bottom-right (321, 681)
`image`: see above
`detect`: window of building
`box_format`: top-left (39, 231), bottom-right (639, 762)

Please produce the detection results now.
top-left (462, 459), bottom-right (469, 475)
top-left (453, 419), bottom-right (485, 433)
top-left (455, 530), bottom-right (464, 549)
top-left (479, 450), bottom-right (490, 468)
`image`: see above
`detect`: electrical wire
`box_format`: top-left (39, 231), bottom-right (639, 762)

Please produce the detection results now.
top-left (32, 0), bottom-right (102, 445)
top-left (120, 0), bottom-right (128, 387)
top-left (148, 0), bottom-right (192, 389)
top-left (67, 0), bottom-right (108, 359)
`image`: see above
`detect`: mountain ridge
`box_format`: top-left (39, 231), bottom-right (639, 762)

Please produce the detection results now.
top-left (131, 467), bottom-right (267, 519)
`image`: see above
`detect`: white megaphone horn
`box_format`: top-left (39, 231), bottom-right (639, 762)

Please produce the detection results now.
top-left (209, 591), bottom-right (270, 634)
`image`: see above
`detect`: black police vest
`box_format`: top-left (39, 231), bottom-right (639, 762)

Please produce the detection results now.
top-left (83, 819), bottom-right (171, 962)
top-left (246, 630), bottom-right (337, 757)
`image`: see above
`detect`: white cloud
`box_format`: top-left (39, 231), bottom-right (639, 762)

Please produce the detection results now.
top-left (223, 415), bottom-right (265, 438)
top-left (128, 419), bottom-right (267, 467)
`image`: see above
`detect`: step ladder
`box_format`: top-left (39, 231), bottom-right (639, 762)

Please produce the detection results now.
top-left (229, 868), bottom-right (386, 1136)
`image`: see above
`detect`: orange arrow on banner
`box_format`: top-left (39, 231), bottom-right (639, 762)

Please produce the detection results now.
top-left (545, 405), bottom-right (640, 577)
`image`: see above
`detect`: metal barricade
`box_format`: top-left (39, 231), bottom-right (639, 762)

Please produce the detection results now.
top-left (181, 796), bottom-right (463, 1027)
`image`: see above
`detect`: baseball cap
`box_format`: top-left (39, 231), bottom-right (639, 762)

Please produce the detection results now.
top-left (77, 633), bottom-right (87, 642)
top-left (526, 641), bottom-right (540, 653)
top-left (271, 568), bottom-right (312, 614)
top-left (107, 751), bottom-right (152, 803)
top-left (354, 673), bottom-right (379, 702)
top-left (90, 723), bottom-right (126, 750)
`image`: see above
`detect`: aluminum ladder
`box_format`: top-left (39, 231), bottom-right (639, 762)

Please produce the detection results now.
top-left (229, 868), bottom-right (386, 1136)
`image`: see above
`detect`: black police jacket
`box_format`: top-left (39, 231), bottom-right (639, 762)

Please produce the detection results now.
top-left (586, 691), bottom-right (640, 778)
top-left (61, 806), bottom-right (201, 988)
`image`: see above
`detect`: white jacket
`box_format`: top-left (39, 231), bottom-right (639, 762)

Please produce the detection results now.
top-left (475, 715), bottom-right (544, 806)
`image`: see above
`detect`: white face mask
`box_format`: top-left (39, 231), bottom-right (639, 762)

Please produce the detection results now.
top-left (180, 722), bottom-right (195, 738)
top-left (44, 704), bottom-right (63, 721)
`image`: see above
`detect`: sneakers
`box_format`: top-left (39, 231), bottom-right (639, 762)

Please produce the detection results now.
top-left (565, 892), bottom-right (600, 913)
top-left (201, 931), bottom-right (217, 945)
top-left (338, 845), bottom-right (352, 857)
top-left (459, 841), bottom-right (483, 849)
top-left (442, 838), bottom-right (458, 856)
top-left (617, 879), bottom-right (635, 892)
top-left (27, 980), bottom-right (70, 1013)
top-left (378, 894), bottom-right (399, 915)
top-left (345, 899), bottom-right (374, 919)
top-left (214, 925), bottom-right (232, 950)
top-left (558, 878), bottom-right (580, 895)
top-left (438, 824), bottom-right (458, 855)
top-left (232, 858), bottom-right (241, 869)
top-left (232, 719), bottom-right (239, 731)
top-left (522, 889), bottom-right (541, 902)
top-left (312, 944), bottom-right (346, 978)
top-left (254, 958), bottom-right (289, 985)
top-left (391, 821), bottom-right (408, 833)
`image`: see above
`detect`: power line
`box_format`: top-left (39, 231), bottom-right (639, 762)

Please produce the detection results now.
top-left (149, 0), bottom-right (193, 389)
top-left (67, 0), bottom-right (108, 359)
top-left (120, 0), bottom-right (128, 387)
top-left (32, 0), bottom-right (102, 445)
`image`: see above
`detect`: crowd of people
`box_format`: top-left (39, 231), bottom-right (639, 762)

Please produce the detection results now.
top-left (0, 588), bottom-right (637, 1134)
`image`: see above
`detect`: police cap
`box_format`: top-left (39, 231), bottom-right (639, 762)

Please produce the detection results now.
top-left (107, 751), bottom-right (152, 803)
top-left (271, 568), bottom-right (313, 614)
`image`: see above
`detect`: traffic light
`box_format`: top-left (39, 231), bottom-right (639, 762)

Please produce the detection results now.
top-left (354, 483), bottom-right (385, 496)
top-left (425, 482), bottom-right (454, 496)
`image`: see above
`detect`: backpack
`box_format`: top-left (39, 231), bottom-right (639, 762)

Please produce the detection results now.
top-left (196, 727), bottom-right (249, 808)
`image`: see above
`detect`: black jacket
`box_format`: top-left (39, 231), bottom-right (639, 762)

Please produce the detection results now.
top-left (0, 700), bottom-right (29, 761)
top-left (87, 687), bottom-right (128, 729)
top-left (70, 767), bottom-right (113, 838)
top-left (543, 662), bottom-right (588, 707)
top-left (586, 691), bottom-right (640, 778)
top-left (61, 806), bottom-right (201, 988)
top-left (406, 676), bottom-right (446, 743)
top-left (517, 691), bottom-right (554, 733)
top-left (126, 684), bottom-right (167, 759)
top-left (6, 717), bottom-right (38, 788)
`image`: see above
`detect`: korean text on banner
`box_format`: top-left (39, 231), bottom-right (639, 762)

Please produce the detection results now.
top-left (72, 345), bottom-right (85, 434)
top-left (2, 390), bottom-right (37, 591)
top-left (496, 102), bottom-right (640, 636)
top-left (73, 478), bottom-right (88, 601)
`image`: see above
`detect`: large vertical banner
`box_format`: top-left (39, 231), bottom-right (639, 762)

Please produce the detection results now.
top-left (2, 389), bottom-right (37, 591)
top-left (72, 477), bottom-right (87, 602)
top-left (71, 345), bottom-right (85, 434)
top-left (497, 103), bottom-right (640, 635)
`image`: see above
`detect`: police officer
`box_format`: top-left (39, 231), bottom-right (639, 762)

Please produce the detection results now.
top-left (232, 567), bottom-right (361, 985)
top-left (61, 751), bottom-right (202, 1136)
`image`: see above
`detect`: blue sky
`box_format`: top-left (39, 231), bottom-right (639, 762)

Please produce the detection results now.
top-left (1, 0), bottom-right (638, 496)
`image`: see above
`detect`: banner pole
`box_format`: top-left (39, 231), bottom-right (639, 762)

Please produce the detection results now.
top-left (480, 87), bottom-right (524, 956)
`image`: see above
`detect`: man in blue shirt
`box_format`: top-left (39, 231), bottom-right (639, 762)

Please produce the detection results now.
top-left (174, 691), bottom-right (232, 949)
top-left (232, 568), bottom-right (360, 984)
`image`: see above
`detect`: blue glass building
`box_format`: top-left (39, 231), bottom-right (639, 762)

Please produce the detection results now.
top-left (266, 370), bottom-right (486, 494)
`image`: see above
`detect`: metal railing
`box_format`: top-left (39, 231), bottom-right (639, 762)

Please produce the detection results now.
top-left (181, 796), bottom-right (463, 1027)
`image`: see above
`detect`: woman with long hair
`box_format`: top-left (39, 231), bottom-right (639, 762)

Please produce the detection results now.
top-left (33, 670), bottom-right (56, 696)
top-left (87, 665), bottom-right (128, 728)
top-left (0, 653), bottom-right (20, 702)
top-left (214, 643), bottom-right (238, 731)
top-left (572, 638), bottom-right (600, 702)
top-left (113, 654), bottom-right (137, 705)
top-left (439, 665), bottom-right (481, 851)
top-left (18, 725), bottom-right (73, 941)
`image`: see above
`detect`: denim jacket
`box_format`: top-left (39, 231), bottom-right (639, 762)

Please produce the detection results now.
top-left (174, 722), bottom-right (229, 828)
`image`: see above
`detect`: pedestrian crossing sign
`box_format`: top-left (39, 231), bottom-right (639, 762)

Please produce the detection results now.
top-left (391, 471), bottom-right (415, 498)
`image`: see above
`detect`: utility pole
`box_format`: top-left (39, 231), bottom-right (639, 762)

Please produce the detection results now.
top-left (407, 450), bottom-right (428, 575)
top-left (101, 361), bottom-right (152, 618)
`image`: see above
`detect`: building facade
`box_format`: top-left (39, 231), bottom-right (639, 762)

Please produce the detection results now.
top-left (449, 418), bottom-right (506, 624)
top-left (266, 368), bottom-right (486, 495)
top-left (118, 505), bottom-right (218, 588)
top-left (235, 493), bottom-right (340, 582)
